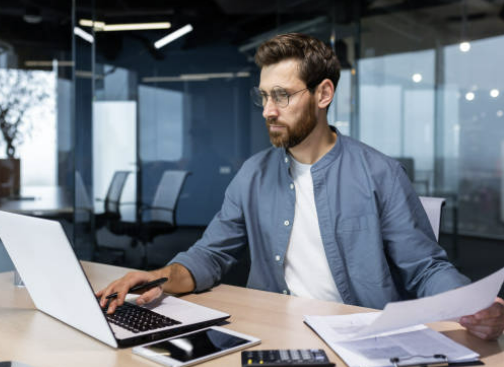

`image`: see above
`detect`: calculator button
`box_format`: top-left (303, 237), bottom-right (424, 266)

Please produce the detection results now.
top-left (289, 350), bottom-right (301, 360)
top-left (300, 350), bottom-right (312, 361)
top-left (279, 350), bottom-right (290, 361)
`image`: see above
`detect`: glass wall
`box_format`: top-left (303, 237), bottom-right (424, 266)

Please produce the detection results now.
top-left (0, 2), bottom-right (74, 272)
top-left (359, 2), bottom-right (504, 241)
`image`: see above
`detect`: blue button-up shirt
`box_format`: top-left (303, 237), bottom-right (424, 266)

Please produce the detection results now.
top-left (170, 129), bottom-right (469, 309)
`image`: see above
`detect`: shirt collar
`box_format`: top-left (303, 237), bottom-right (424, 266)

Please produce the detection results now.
top-left (280, 125), bottom-right (342, 171)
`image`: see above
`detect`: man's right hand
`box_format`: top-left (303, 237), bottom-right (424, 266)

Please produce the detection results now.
top-left (95, 263), bottom-right (196, 314)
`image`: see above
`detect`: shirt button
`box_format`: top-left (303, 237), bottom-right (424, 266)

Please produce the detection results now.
top-left (284, 157), bottom-right (289, 163)
top-left (275, 255), bottom-right (281, 261)
top-left (284, 220), bottom-right (290, 226)
top-left (282, 290), bottom-right (288, 295)
top-left (289, 183), bottom-right (294, 190)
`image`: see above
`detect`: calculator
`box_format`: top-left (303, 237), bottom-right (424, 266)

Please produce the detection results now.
top-left (241, 349), bottom-right (335, 367)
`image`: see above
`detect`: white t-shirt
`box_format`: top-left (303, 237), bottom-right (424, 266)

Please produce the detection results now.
top-left (284, 156), bottom-right (343, 302)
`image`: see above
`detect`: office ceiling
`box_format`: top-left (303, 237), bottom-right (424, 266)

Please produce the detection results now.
top-left (1, 0), bottom-right (504, 63)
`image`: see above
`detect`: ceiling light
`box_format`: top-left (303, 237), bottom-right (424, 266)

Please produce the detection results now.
top-left (459, 42), bottom-right (471, 52)
top-left (23, 7), bottom-right (42, 24)
top-left (490, 89), bottom-right (500, 98)
top-left (25, 60), bottom-right (74, 67)
top-left (142, 71), bottom-right (250, 83)
top-left (497, 110), bottom-right (503, 117)
top-left (154, 24), bottom-right (193, 49)
top-left (78, 19), bottom-right (170, 32)
top-left (412, 73), bottom-right (422, 83)
top-left (465, 92), bottom-right (475, 101)
top-left (103, 22), bottom-right (171, 32)
top-left (74, 27), bottom-right (94, 43)
top-left (79, 19), bottom-right (105, 30)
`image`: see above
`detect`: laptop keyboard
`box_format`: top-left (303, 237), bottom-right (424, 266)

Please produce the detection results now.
top-left (101, 301), bottom-right (182, 333)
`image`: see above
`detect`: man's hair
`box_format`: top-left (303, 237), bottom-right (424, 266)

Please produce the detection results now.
top-left (255, 33), bottom-right (341, 91)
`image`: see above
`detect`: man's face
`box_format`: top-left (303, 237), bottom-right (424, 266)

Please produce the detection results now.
top-left (259, 59), bottom-right (318, 149)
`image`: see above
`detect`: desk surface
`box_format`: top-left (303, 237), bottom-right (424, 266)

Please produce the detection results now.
top-left (1, 262), bottom-right (503, 367)
top-left (0, 186), bottom-right (73, 216)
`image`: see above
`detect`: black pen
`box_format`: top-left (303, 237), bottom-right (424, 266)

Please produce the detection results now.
top-left (105, 277), bottom-right (168, 299)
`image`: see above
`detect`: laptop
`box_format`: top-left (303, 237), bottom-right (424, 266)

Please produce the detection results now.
top-left (0, 210), bottom-right (229, 348)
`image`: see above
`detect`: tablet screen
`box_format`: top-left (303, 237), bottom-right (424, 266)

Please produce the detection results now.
top-left (143, 328), bottom-right (249, 362)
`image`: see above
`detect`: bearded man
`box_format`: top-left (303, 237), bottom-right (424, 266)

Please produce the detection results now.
top-left (98, 33), bottom-right (504, 340)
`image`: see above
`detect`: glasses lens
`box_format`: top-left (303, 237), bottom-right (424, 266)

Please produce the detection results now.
top-left (251, 87), bottom-right (265, 107)
top-left (272, 88), bottom-right (289, 108)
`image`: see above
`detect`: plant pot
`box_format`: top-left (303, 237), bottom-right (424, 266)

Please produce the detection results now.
top-left (0, 158), bottom-right (20, 197)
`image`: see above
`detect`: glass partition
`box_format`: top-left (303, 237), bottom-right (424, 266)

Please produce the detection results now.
top-left (0, 2), bottom-right (74, 272)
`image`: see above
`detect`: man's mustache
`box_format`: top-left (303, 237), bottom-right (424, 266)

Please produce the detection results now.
top-left (266, 119), bottom-right (288, 127)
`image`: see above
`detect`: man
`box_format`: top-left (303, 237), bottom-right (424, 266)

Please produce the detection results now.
top-left (98, 33), bottom-right (504, 340)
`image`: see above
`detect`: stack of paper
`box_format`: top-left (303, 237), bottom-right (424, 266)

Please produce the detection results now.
top-left (305, 313), bottom-right (479, 367)
top-left (304, 267), bottom-right (504, 367)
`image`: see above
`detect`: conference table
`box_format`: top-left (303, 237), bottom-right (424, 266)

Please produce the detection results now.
top-left (0, 186), bottom-right (73, 217)
top-left (0, 262), bottom-right (503, 367)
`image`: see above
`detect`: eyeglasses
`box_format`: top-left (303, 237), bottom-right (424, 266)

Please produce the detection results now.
top-left (251, 86), bottom-right (310, 108)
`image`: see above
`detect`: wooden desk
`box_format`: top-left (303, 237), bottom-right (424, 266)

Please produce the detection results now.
top-left (1, 262), bottom-right (503, 367)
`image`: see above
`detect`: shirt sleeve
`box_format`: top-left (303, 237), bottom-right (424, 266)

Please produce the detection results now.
top-left (168, 171), bottom-right (248, 292)
top-left (380, 163), bottom-right (470, 298)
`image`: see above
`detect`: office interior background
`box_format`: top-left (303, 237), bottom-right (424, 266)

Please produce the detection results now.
top-left (0, 0), bottom-right (503, 291)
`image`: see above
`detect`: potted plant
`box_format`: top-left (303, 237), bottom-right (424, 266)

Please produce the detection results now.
top-left (0, 69), bottom-right (50, 197)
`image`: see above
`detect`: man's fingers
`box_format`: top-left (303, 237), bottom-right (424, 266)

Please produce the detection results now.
top-left (137, 286), bottom-right (163, 305)
top-left (474, 303), bottom-right (504, 320)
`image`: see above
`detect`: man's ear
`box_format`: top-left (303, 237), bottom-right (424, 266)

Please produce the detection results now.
top-left (316, 79), bottom-right (334, 109)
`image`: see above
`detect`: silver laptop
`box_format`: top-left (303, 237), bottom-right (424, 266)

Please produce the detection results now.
top-left (0, 210), bottom-right (229, 348)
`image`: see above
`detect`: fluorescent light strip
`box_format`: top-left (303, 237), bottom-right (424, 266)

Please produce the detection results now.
top-left (25, 60), bottom-right (74, 67)
top-left (142, 71), bottom-right (250, 83)
top-left (74, 27), bottom-right (94, 43)
top-left (103, 22), bottom-right (171, 31)
top-left (78, 19), bottom-right (170, 31)
top-left (79, 19), bottom-right (105, 29)
top-left (154, 24), bottom-right (193, 49)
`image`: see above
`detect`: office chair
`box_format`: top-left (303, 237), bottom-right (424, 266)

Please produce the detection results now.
top-left (92, 171), bottom-right (131, 262)
top-left (419, 196), bottom-right (446, 242)
top-left (109, 170), bottom-right (190, 268)
top-left (394, 157), bottom-right (429, 195)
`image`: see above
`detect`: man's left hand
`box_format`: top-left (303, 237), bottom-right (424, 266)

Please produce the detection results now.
top-left (459, 297), bottom-right (504, 340)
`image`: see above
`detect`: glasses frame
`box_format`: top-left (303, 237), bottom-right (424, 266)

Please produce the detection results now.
top-left (251, 86), bottom-right (311, 108)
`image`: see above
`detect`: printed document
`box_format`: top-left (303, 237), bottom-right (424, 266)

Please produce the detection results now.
top-left (310, 266), bottom-right (504, 340)
top-left (305, 313), bottom-right (479, 367)
top-left (303, 267), bottom-right (504, 367)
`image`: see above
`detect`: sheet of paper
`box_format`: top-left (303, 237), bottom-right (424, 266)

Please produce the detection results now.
top-left (353, 266), bottom-right (504, 338)
top-left (304, 313), bottom-right (480, 367)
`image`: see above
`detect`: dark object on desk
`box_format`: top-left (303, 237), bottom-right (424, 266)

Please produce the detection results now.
top-left (0, 158), bottom-right (20, 198)
top-left (6, 195), bottom-right (36, 201)
top-left (105, 277), bottom-right (168, 299)
top-left (101, 170), bottom-right (190, 268)
top-left (242, 349), bottom-right (334, 367)
top-left (0, 362), bottom-right (36, 367)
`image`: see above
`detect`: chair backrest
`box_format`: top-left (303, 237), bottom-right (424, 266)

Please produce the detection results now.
top-left (104, 171), bottom-right (131, 216)
top-left (394, 157), bottom-right (415, 182)
top-left (145, 170), bottom-right (190, 225)
top-left (418, 196), bottom-right (446, 241)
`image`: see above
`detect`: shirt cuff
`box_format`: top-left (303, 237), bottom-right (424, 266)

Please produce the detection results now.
top-left (168, 251), bottom-right (217, 292)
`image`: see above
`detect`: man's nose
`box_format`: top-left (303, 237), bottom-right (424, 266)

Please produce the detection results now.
top-left (262, 98), bottom-right (279, 119)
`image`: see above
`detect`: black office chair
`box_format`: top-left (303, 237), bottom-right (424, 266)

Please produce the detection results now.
top-left (112, 170), bottom-right (190, 268)
top-left (92, 171), bottom-right (131, 262)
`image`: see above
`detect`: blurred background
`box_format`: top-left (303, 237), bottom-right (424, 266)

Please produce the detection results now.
top-left (0, 0), bottom-right (503, 289)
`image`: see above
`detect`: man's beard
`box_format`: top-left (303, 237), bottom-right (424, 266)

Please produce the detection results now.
top-left (265, 97), bottom-right (317, 149)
